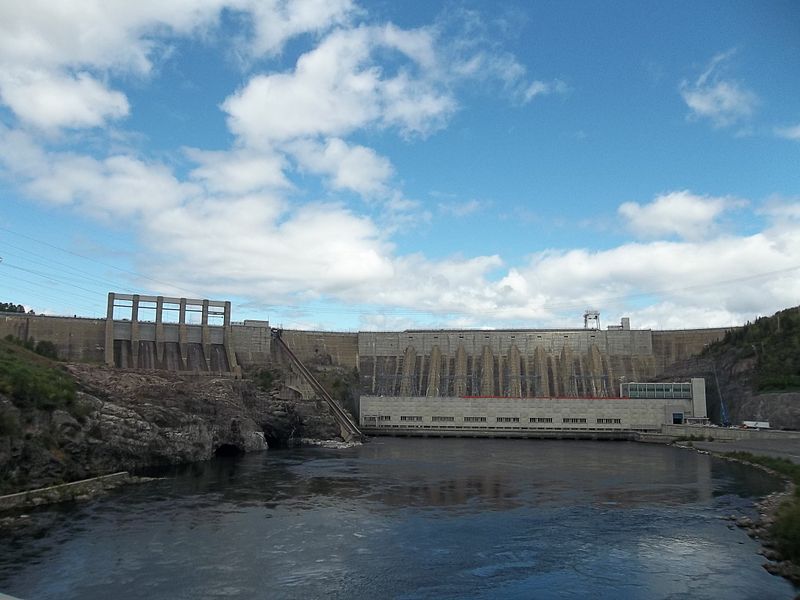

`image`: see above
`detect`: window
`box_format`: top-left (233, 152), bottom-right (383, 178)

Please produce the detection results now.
top-left (597, 418), bottom-right (621, 424)
top-left (400, 415), bottom-right (422, 422)
top-left (562, 417), bottom-right (587, 424)
top-left (672, 413), bottom-right (684, 425)
top-left (432, 416), bottom-right (455, 422)
top-left (464, 416), bottom-right (487, 423)
top-left (378, 415), bottom-right (391, 421)
top-left (530, 417), bottom-right (553, 423)
top-left (496, 417), bottom-right (520, 423)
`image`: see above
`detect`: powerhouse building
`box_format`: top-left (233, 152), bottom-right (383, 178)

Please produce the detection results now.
top-left (359, 378), bottom-right (708, 437)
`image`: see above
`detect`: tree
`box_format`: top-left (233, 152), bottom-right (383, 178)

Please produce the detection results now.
top-left (0, 302), bottom-right (32, 314)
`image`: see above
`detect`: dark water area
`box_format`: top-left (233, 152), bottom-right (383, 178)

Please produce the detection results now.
top-left (0, 439), bottom-right (795, 599)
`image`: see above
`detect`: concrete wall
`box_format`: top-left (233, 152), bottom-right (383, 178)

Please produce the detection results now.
top-left (651, 329), bottom-right (729, 372)
top-left (280, 330), bottom-right (359, 369)
top-left (359, 329), bottom-right (657, 398)
top-left (359, 327), bottom-right (733, 399)
top-left (0, 311), bottom-right (732, 391)
top-left (361, 395), bottom-right (697, 433)
top-left (229, 322), bottom-right (272, 366)
top-left (0, 314), bottom-right (105, 363)
top-left (663, 424), bottom-right (800, 441)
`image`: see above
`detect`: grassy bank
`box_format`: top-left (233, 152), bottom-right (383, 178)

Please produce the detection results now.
top-left (0, 338), bottom-right (81, 435)
top-left (723, 451), bottom-right (800, 563)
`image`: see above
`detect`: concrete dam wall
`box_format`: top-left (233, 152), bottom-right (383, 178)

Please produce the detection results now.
top-left (2, 294), bottom-right (729, 394)
top-left (0, 314), bottom-right (105, 363)
top-left (359, 328), bottom-right (728, 398)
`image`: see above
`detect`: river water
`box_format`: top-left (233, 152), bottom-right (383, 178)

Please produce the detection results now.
top-left (0, 439), bottom-right (795, 599)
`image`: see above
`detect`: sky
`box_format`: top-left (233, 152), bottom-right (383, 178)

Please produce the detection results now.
top-left (0, 0), bottom-right (799, 331)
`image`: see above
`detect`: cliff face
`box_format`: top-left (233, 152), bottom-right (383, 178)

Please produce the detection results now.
top-left (655, 306), bottom-right (800, 429)
top-left (0, 364), bottom-right (340, 495)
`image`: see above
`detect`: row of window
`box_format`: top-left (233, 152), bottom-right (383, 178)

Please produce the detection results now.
top-left (388, 416), bottom-right (624, 425)
top-left (622, 383), bottom-right (692, 399)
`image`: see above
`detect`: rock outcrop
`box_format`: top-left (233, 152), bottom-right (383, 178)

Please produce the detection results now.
top-left (656, 353), bottom-right (800, 429)
top-left (0, 364), bottom-right (341, 495)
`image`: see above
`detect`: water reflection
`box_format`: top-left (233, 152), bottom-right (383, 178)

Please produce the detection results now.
top-left (0, 438), bottom-right (793, 600)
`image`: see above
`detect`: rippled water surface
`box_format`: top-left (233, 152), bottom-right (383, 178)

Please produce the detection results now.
top-left (0, 439), bottom-right (795, 599)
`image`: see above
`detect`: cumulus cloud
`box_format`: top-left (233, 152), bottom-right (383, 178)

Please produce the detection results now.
top-left (244, 0), bottom-right (356, 57)
top-left (618, 190), bottom-right (742, 240)
top-left (679, 50), bottom-right (757, 127)
top-left (2, 6), bottom-right (797, 331)
top-left (185, 147), bottom-right (290, 194)
top-left (0, 70), bottom-right (129, 130)
top-left (0, 1), bottom-right (356, 130)
top-left (146, 197), bottom-right (395, 298)
top-left (3, 120), bottom-right (800, 329)
top-left (287, 137), bottom-right (394, 197)
top-left (222, 25), bottom-right (457, 145)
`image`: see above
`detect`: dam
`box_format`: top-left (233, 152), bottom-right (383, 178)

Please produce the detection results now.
top-left (0, 292), bottom-right (730, 435)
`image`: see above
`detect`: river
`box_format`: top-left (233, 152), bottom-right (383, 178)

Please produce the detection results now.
top-left (0, 439), bottom-right (795, 599)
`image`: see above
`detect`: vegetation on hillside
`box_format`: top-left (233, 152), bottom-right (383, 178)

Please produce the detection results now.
top-left (0, 338), bottom-right (79, 436)
top-left (704, 306), bottom-right (800, 392)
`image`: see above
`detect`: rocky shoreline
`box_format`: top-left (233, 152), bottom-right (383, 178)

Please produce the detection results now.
top-left (0, 364), bottom-right (344, 497)
top-left (676, 442), bottom-right (800, 586)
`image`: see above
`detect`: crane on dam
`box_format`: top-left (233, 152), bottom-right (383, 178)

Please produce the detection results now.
top-left (270, 328), bottom-right (364, 443)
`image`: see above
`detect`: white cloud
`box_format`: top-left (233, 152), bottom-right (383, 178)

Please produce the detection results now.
top-left (186, 147), bottom-right (290, 194)
top-left (758, 197), bottom-right (800, 223)
top-left (222, 25), bottom-right (456, 145)
top-left (0, 125), bottom-right (194, 218)
top-left (0, 69), bottom-right (129, 130)
top-left (146, 197), bottom-right (395, 297)
top-left (775, 124), bottom-right (800, 141)
top-left (245, 0), bottom-right (356, 57)
top-left (2, 7), bottom-right (797, 331)
top-left (679, 50), bottom-right (757, 127)
top-left (523, 79), bottom-right (568, 103)
top-left (0, 1), bottom-right (357, 130)
top-left (2, 122), bottom-right (799, 329)
top-left (287, 137), bottom-right (393, 197)
top-left (618, 190), bottom-right (740, 241)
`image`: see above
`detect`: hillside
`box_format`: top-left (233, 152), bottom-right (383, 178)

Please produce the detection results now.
top-left (657, 306), bottom-right (800, 428)
top-left (705, 306), bottom-right (800, 392)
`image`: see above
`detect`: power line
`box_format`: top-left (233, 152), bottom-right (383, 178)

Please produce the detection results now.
top-left (0, 226), bottom-right (206, 298)
top-left (0, 240), bottom-right (140, 294)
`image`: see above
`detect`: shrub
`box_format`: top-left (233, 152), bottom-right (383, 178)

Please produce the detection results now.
top-left (34, 340), bottom-right (59, 360)
top-left (254, 368), bottom-right (278, 392)
top-left (0, 408), bottom-right (19, 436)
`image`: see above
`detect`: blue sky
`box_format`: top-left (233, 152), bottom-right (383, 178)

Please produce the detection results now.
top-left (0, 0), bottom-right (798, 331)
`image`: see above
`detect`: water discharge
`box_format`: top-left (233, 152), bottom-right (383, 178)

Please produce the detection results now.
top-left (0, 439), bottom-right (794, 599)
